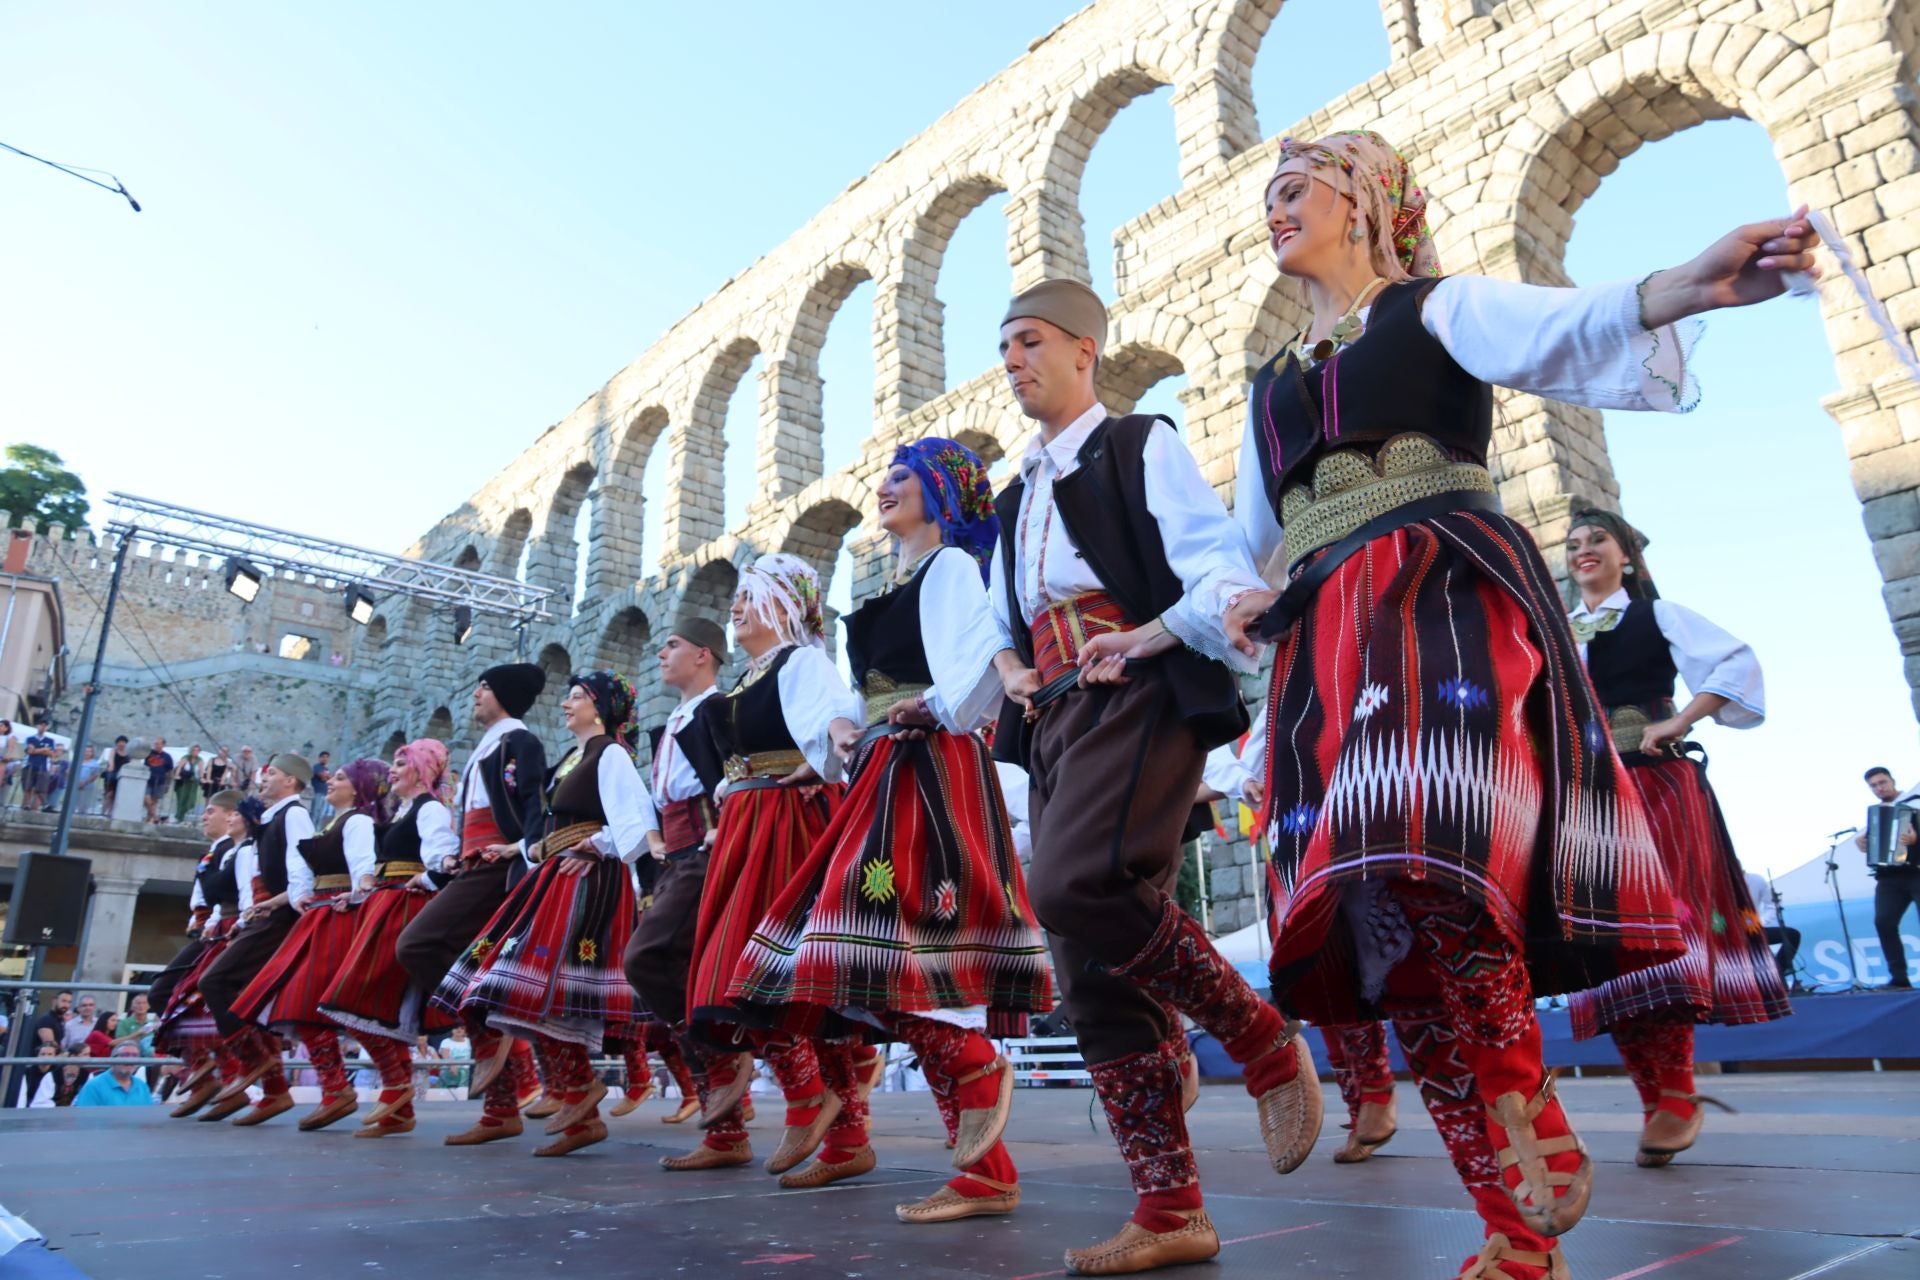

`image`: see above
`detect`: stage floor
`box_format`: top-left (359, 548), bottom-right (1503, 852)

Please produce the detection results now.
top-left (3, 1072), bottom-right (1914, 1279)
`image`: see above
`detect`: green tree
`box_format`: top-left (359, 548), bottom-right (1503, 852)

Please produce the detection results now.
top-left (0, 444), bottom-right (89, 530)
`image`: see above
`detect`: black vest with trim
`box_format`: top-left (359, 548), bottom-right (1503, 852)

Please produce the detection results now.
top-left (1246, 279), bottom-right (1492, 513)
top-left (297, 816), bottom-right (353, 880)
top-left (378, 795), bottom-right (428, 865)
top-left (991, 413), bottom-right (1248, 765)
top-left (197, 838), bottom-right (238, 911)
top-left (648, 701), bottom-right (727, 802)
top-left (1582, 598), bottom-right (1677, 710)
top-left (547, 735), bottom-right (614, 831)
top-left (700, 647), bottom-right (801, 761)
top-left (254, 801), bottom-right (300, 895)
top-left (471, 727), bottom-right (544, 844)
top-left (845, 555), bottom-right (935, 692)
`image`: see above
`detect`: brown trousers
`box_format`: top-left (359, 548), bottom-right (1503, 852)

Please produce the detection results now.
top-left (1026, 675), bottom-right (1205, 1064)
top-left (197, 907), bottom-right (297, 1037)
top-left (395, 859), bottom-right (513, 995)
top-left (624, 848), bottom-right (708, 1027)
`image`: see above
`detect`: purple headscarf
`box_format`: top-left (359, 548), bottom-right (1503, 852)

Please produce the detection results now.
top-left (892, 437), bottom-right (999, 581)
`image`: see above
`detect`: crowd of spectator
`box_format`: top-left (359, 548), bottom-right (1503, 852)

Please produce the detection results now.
top-left (1, 988), bottom-right (473, 1109)
top-left (0, 721), bottom-right (340, 826)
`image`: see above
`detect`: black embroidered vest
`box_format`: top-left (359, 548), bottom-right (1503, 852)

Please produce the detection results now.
top-left (1583, 599), bottom-right (1677, 711)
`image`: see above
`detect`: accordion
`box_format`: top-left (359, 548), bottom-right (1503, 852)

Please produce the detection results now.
top-left (1863, 804), bottom-right (1917, 868)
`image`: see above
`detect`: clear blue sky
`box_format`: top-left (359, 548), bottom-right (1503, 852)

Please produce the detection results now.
top-left (2, 2), bottom-right (1909, 872)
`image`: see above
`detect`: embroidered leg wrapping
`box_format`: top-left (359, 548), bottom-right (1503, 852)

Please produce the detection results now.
top-left (661, 1040), bottom-right (697, 1101)
top-left (680, 1029), bottom-right (747, 1149)
top-left (759, 1034), bottom-right (826, 1127)
top-left (1325, 1022), bottom-right (1395, 1123)
top-left (303, 1029), bottom-right (350, 1095)
top-left (1396, 884), bottom-right (1587, 1234)
top-left (817, 1040), bottom-right (872, 1160)
top-left (1107, 899), bottom-right (1290, 1092)
top-left (1087, 1044), bottom-right (1202, 1232)
top-left (1612, 1011), bottom-right (1697, 1120)
top-left (884, 1014), bottom-right (1015, 1196)
top-left (622, 1044), bottom-right (653, 1101)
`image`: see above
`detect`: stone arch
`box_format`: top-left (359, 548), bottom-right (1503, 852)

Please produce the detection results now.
top-left (767, 261), bottom-right (879, 501)
top-left (380, 729), bottom-right (407, 760)
top-left (1095, 342), bottom-right (1188, 417)
top-left (682, 557), bottom-right (740, 628)
top-left (1181, 0), bottom-right (1286, 177)
top-left (528, 641), bottom-right (573, 747)
top-left (778, 494), bottom-right (864, 590)
top-left (524, 462), bottom-right (596, 616)
top-left (492, 508), bottom-right (534, 580)
top-left (953, 428), bottom-right (1005, 468)
top-left (884, 175), bottom-right (1013, 415)
top-left (424, 707), bottom-right (454, 743)
top-left (595, 606), bottom-right (652, 675)
top-left (1017, 57), bottom-right (1182, 288)
top-left (676, 337), bottom-right (764, 553)
top-left (587, 405), bottom-right (669, 602)
top-left (453, 545), bottom-right (482, 571)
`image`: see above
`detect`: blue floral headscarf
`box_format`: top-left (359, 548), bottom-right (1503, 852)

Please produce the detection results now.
top-left (892, 437), bottom-right (999, 581)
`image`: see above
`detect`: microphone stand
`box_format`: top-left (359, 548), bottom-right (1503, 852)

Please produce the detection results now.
top-left (1823, 831), bottom-right (1868, 992)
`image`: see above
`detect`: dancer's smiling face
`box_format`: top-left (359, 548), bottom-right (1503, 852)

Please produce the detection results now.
top-left (1565, 523), bottom-right (1628, 597)
top-left (1266, 161), bottom-right (1355, 281)
top-left (876, 463), bottom-right (929, 539)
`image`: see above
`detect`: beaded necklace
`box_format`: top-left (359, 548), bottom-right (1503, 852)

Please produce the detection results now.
top-left (1284, 276), bottom-right (1388, 366)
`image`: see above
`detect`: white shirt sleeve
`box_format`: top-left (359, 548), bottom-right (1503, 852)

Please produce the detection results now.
top-left (588, 746), bottom-right (658, 864)
top-left (416, 800), bottom-right (459, 880)
top-left (919, 548), bottom-right (1012, 733)
top-left (1234, 412), bottom-right (1285, 574)
top-left (188, 874), bottom-right (206, 920)
top-left (283, 806), bottom-right (318, 907)
top-left (777, 645), bottom-right (864, 784)
top-left (342, 813), bottom-right (379, 884)
top-left (1142, 422), bottom-right (1266, 672)
top-left (1202, 741), bottom-right (1254, 802)
top-left (986, 539), bottom-right (1021, 654)
top-left (233, 842), bottom-right (257, 912)
top-left (1650, 599), bottom-right (1764, 728)
top-left (1421, 275), bottom-right (1702, 413)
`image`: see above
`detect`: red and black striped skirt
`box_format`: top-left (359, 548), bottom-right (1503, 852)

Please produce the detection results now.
top-left (154, 919), bottom-right (237, 1050)
top-left (431, 856), bottom-right (636, 1053)
top-left (687, 782), bottom-right (841, 1042)
top-left (1570, 755), bottom-right (1792, 1036)
top-left (1261, 513), bottom-right (1684, 1025)
top-left (231, 892), bottom-right (362, 1032)
top-left (319, 879), bottom-right (453, 1043)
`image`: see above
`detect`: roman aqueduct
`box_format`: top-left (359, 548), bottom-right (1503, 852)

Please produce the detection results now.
top-left (356, 0), bottom-right (1920, 752)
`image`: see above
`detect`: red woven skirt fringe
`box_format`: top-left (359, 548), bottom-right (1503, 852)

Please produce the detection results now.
top-left (230, 893), bottom-right (362, 1031)
top-left (728, 730), bottom-right (1051, 1037)
top-left (319, 879), bottom-right (454, 1043)
top-left (686, 782), bottom-right (841, 1043)
top-left (1570, 755), bottom-right (1792, 1038)
top-left (154, 920), bottom-right (235, 1051)
top-left (1260, 513), bottom-right (1683, 1024)
top-left (432, 856), bottom-right (636, 1054)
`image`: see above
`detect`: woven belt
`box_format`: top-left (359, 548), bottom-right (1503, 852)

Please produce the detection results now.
top-left (1607, 700), bottom-right (1684, 758)
top-left (459, 805), bottom-right (505, 862)
top-left (1281, 435), bottom-right (1497, 571)
top-left (861, 673), bottom-right (931, 726)
top-left (528, 821), bottom-right (605, 864)
top-left (375, 861), bottom-right (426, 879)
top-left (659, 796), bottom-right (714, 853)
top-left (1033, 592), bottom-right (1133, 686)
top-left (312, 875), bottom-right (352, 892)
top-left (723, 750), bottom-right (806, 782)
top-left (726, 775), bottom-right (794, 794)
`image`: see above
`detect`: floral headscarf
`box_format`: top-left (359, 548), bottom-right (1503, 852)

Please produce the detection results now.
top-left (736, 553), bottom-right (827, 651)
top-left (337, 758), bottom-right (392, 821)
top-left (892, 437), bottom-right (999, 581)
top-left (394, 738), bottom-right (452, 806)
top-left (1268, 130), bottom-right (1441, 282)
top-left (570, 669), bottom-right (640, 756)
top-left (1568, 507), bottom-right (1659, 604)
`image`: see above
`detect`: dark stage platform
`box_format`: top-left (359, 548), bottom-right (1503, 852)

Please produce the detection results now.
top-left (3, 1072), bottom-right (1914, 1279)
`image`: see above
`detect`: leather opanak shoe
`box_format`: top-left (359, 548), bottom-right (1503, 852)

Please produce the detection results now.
top-left (231, 1093), bottom-right (295, 1127)
top-left (1064, 1210), bottom-right (1219, 1275)
top-left (895, 1178), bottom-right (1019, 1223)
top-left (1333, 1096), bottom-right (1398, 1163)
top-left (776, 1144), bottom-right (876, 1189)
top-left (534, 1119), bottom-right (608, 1156)
top-left (660, 1140), bottom-right (753, 1171)
top-left (444, 1114), bottom-right (524, 1146)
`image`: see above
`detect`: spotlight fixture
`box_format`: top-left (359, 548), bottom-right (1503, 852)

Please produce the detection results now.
top-left (343, 585), bottom-right (377, 626)
top-left (224, 557), bottom-right (263, 603)
top-left (452, 605), bottom-right (475, 645)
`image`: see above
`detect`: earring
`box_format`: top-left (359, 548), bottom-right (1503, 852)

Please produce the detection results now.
top-left (1349, 225), bottom-right (1365, 242)
top-left (1623, 564), bottom-right (1636, 575)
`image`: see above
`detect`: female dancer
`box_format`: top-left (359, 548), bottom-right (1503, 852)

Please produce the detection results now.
top-left (1564, 508), bottom-right (1788, 1166)
top-left (670, 553), bottom-right (862, 1180)
top-left (730, 438), bottom-right (1053, 1221)
top-left (319, 738), bottom-right (459, 1138)
top-left (228, 759), bottom-right (389, 1131)
top-left (435, 670), bottom-right (657, 1157)
top-left (154, 792), bottom-right (254, 1118)
top-left (1204, 130), bottom-right (1817, 1280)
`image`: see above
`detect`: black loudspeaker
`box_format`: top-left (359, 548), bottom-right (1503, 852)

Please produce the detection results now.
top-left (4, 852), bottom-right (93, 948)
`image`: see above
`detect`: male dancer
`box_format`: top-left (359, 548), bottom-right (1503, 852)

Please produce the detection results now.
top-left (394, 663), bottom-right (549, 1144)
top-left (623, 615), bottom-right (739, 1166)
top-left (197, 754), bottom-right (315, 1125)
top-left (148, 789), bottom-right (246, 1114)
top-left (987, 279), bottom-right (1317, 1275)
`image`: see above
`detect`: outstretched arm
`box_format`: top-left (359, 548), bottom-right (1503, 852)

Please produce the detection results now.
top-left (1638, 206), bottom-right (1821, 327)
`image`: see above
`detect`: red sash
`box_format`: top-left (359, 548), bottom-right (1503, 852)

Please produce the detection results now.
top-left (460, 805), bottom-right (505, 862)
top-left (659, 796), bottom-right (714, 852)
top-left (1033, 591), bottom-right (1133, 685)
